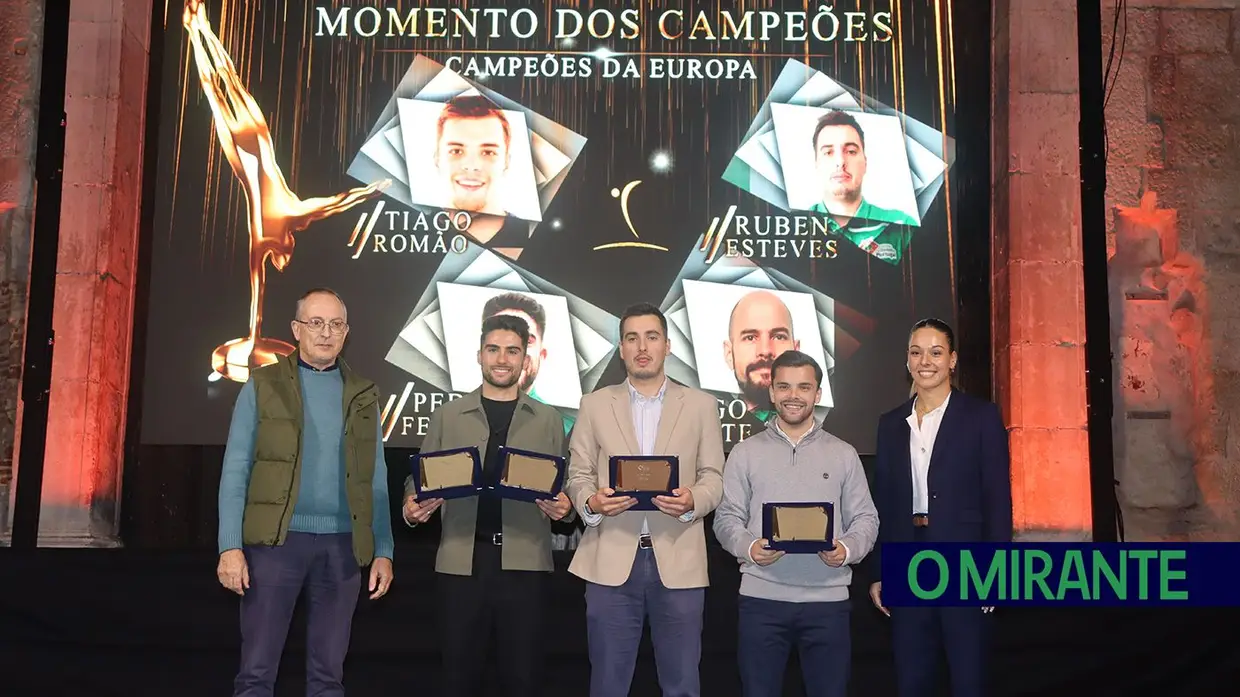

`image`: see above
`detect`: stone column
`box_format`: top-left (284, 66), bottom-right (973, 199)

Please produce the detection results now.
top-left (991, 0), bottom-right (1093, 540)
top-left (31, 0), bottom-right (151, 546)
top-left (0, 0), bottom-right (45, 538)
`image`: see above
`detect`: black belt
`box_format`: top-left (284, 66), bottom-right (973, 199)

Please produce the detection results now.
top-left (638, 534), bottom-right (653, 549)
top-left (476, 532), bottom-right (503, 546)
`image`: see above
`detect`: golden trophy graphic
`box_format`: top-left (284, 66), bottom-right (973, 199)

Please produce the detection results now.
top-left (184, 0), bottom-right (388, 382)
top-left (593, 181), bottom-right (669, 252)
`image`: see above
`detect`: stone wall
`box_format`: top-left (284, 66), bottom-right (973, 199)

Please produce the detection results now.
top-left (35, 0), bottom-right (151, 545)
top-left (992, 0), bottom-right (1093, 540)
top-left (0, 0), bottom-right (45, 536)
top-left (1103, 0), bottom-right (1240, 540)
top-left (0, 1), bottom-right (151, 544)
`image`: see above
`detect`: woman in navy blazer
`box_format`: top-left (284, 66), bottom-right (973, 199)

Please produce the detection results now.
top-left (868, 318), bottom-right (1012, 697)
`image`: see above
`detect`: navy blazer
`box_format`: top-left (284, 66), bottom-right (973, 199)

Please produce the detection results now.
top-left (870, 389), bottom-right (1013, 581)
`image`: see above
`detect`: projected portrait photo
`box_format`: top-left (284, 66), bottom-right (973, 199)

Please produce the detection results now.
top-left (773, 105), bottom-right (919, 226)
top-left (349, 56), bottom-right (587, 259)
top-left (386, 242), bottom-right (621, 434)
top-left (767, 105), bottom-right (917, 263)
top-left (400, 96), bottom-right (541, 219)
top-left (437, 283), bottom-right (581, 410)
top-left (681, 281), bottom-right (834, 415)
top-left (725, 60), bottom-right (955, 267)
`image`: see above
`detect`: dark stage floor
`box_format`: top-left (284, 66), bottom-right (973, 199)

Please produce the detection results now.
top-left (1, 544), bottom-right (1236, 697)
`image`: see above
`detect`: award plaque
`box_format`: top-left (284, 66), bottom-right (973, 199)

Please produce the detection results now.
top-left (762, 502), bottom-right (835, 553)
top-left (607, 455), bottom-right (679, 511)
top-left (409, 447), bottom-right (483, 500)
top-left (493, 446), bottom-right (567, 503)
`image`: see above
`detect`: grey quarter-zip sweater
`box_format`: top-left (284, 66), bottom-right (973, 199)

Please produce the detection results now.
top-left (713, 419), bottom-right (880, 602)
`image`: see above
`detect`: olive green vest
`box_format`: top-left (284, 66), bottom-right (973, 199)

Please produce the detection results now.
top-left (241, 352), bottom-right (381, 567)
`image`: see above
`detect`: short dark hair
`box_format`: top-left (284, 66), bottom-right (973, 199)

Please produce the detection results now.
top-left (438, 95), bottom-right (511, 151)
top-left (910, 317), bottom-right (956, 353)
top-left (480, 314), bottom-right (529, 348)
top-left (771, 350), bottom-right (823, 388)
top-left (812, 110), bottom-right (866, 152)
top-left (482, 292), bottom-right (546, 338)
top-left (619, 302), bottom-right (668, 337)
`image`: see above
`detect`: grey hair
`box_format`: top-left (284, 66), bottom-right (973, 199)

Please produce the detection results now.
top-left (295, 287), bottom-right (348, 320)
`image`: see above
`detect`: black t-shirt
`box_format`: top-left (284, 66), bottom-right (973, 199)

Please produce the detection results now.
top-left (486, 215), bottom-right (530, 248)
top-left (477, 396), bottom-right (517, 537)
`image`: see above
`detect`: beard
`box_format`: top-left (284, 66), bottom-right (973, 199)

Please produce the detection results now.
top-left (518, 366), bottom-right (539, 392)
top-left (483, 366), bottom-right (520, 389)
top-left (629, 365), bottom-right (659, 380)
top-left (739, 358), bottom-right (774, 409)
top-left (776, 400), bottom-right (812, 426)
top-left (626, 354), bottom-right (661, 380)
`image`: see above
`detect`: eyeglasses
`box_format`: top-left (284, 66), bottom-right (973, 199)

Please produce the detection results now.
top-left (295, 318), bottom-right (349, 335)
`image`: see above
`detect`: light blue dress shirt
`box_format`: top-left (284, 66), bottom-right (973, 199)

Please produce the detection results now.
top-left (582, 378), bottom-right (695, 531)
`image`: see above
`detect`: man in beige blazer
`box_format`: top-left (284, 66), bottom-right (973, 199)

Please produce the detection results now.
top-left (565, 303), bottom-right (726, 697)
top-left (403, 313), bottom-right (573, 697)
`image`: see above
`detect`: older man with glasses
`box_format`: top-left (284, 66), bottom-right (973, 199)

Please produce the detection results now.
top-left (216, 287), bottom-right (396, 697)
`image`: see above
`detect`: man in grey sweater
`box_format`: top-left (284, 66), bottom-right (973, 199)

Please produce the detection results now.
top-left (713, 350), bottom-right (879, 697)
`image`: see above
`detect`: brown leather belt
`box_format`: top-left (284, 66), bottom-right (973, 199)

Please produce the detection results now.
top-left (638, 534), bottom-right (653, 549)
top-left (913, 514), bottom-right (930, 528)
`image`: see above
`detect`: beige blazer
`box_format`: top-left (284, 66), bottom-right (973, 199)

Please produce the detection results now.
top-left (565, 380), bottom-right (725, 589)
top-left (404, 389), bottom-right (568, 576)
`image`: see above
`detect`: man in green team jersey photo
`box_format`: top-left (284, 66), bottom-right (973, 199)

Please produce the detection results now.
top-left (809, 109), bottom-right (918, 263)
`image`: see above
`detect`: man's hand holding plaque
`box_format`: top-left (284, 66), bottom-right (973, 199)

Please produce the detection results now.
top-left (410, 447), bottom-right (483, 501)
top-left (607, 455), bottom-right (680, 511)
top-left (536, 492), bottom-right (573, 521)
top-left (403, 494), bottom-right (443, 525)
top-left (653, 488), bottom-right (695, 518)
top-left (586, 487), bottom-right (637, 516)
top-left (817, 541), bottom-right (847, 567)
top-left (748, 538), bottom-right (786, 566)
top-left (493, 446), bottom-right (567, 504)
top-left (762, 502), bottom-right (836, 554)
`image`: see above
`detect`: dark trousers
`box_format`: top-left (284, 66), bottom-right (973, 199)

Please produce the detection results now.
top-left (736, 596), bottom-right (851, 697)
top-left (234, 532), bottom-right (361, 697)
top-left (584, 549), bottom-right (705, 697)
top-left (891, 605), bottom-right (989, 697)
top-left (437, 542), bottom-right (547, 697)
top-left (891, 527), bottom-right (990, 697)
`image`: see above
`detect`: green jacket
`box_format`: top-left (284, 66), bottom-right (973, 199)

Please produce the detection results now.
top-left (405, 389), bottom-right (569, 575)
top-left (243, 352), bottom-right (382, 567)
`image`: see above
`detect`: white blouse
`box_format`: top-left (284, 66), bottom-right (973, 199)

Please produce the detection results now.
top-left (905, 392), bottom-right (951, 515)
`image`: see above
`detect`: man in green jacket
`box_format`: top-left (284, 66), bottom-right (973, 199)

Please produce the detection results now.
top-left (403, 313), bottom-right (573, 697)
top-left (216, 288), bottom-right (395, 697)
